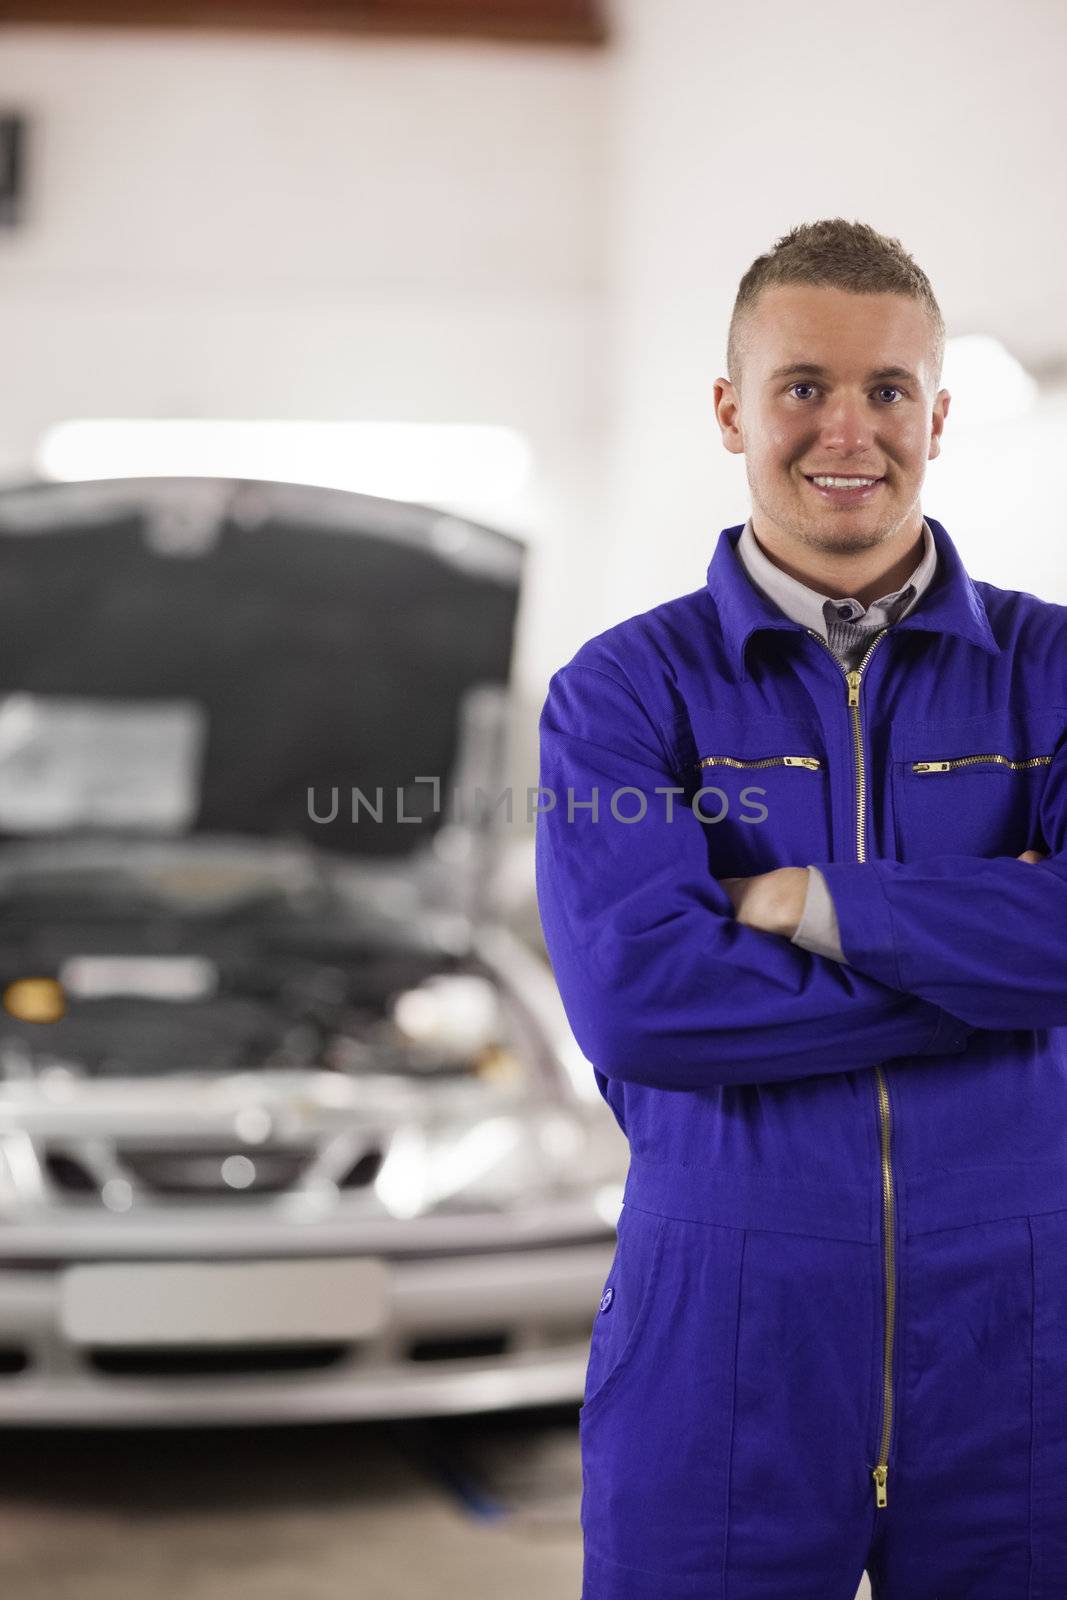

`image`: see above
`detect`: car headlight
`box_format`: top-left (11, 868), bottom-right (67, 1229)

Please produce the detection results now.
top-left (390, 973), bottom-right (500, 1058)
top-left (375, 1108), bottom-right (590, 1217)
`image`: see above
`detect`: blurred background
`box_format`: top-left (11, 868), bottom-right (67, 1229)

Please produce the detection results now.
top-left (0, 2), bottom-right (1065, 1597)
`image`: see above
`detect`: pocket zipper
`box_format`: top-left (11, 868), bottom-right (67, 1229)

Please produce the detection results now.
top-left (912, 752), bottom-right (1052, 774)
top-left (694, 754), bottom-right (822, 771)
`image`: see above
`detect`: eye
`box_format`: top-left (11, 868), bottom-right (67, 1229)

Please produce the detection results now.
top-left (788, 382), bottom-right (819, 400)
top-left (875, 386), bottom-right (904, 403)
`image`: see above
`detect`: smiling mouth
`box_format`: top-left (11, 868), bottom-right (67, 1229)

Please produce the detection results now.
top-left (803, 474), bottom-right (884, 488)
top-left (802, 473), bottom-right (885, 502)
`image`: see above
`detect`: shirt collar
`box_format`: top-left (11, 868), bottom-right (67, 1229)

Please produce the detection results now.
top-left (734, 516), bottom-right (938, 638)
top-left (706, 515), bottom-right (999, 681)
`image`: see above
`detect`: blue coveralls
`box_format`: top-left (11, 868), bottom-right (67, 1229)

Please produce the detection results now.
top-left (534, 517), bottom-right (1067, 1599)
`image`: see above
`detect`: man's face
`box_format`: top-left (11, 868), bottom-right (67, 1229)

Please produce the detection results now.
top-left (714, 284), bottom-right (950, 556)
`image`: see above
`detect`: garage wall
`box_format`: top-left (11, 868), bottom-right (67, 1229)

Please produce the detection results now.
top-left (2, 5), bottom-right (1065, 783)
top-left (601, 0), bottom-right (1067, 626)
top-left (0, 27), bottom-right (612, 706)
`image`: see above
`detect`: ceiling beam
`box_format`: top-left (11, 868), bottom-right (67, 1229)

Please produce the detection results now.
top-left (0, 0), bottom-right (609, 44)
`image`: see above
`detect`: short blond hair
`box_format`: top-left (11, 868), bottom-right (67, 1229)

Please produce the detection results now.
top-left (727, 218), bottom-right (945, 385)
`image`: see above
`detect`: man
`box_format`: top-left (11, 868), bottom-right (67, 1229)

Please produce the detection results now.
top-left (535, 219), bottom-right (1067, 1600)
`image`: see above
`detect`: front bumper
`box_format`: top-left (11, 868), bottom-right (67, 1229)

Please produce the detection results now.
top-left (0, 1202), bottom-right (614, 1427)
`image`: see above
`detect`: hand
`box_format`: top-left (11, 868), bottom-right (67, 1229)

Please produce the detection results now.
top-left (718, 866), bottom-right (810, 938)
top-left (1018, 849), bottom-right (1046, 864)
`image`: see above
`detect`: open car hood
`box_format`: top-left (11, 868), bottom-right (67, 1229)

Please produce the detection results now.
top-left (0, 478), bottom-right (522, 857)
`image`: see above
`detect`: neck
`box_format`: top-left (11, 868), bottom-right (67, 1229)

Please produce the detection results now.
top-left (749, 517), bottom-right (925, 608)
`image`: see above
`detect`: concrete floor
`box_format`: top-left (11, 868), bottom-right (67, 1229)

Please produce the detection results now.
top-left (0, 1408), bottom-right (871, 1599)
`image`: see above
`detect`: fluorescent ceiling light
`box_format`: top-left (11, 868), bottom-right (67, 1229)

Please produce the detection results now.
top-left (35, 419), bottom-right (533, 512)
top-left (941, 335), bottom-right (1038, 425)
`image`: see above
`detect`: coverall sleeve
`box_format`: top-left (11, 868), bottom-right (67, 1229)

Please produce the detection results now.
top-left (811, 734), bottom-right (1067, 1029)
top-left (534, 661), bottom-right (973, 1092)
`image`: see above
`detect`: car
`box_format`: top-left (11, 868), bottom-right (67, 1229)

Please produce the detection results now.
top-left (0, 475), bottom-right (625, 1427)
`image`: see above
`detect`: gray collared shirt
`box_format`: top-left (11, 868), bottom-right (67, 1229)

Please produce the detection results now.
top-left (732, 517), bottom-right (939, 961)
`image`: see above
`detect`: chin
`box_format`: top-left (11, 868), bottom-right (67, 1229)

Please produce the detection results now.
top-left (785, 513), bottom-right (894, 555)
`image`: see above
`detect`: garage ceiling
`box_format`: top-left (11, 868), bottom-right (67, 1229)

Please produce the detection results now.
top-left (0, 0), bottom-right (607, 41)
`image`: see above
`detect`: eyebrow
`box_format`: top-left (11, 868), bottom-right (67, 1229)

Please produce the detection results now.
top-left (768, 363), bottom-right (919, 384)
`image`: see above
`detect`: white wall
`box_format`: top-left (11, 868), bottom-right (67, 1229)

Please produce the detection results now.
top-left (602, 0), bottom-right (1067, 627)
top-left (0, 26), bottom-right (612, 709)
top-left (1, 4), bottom-right (1065, 737)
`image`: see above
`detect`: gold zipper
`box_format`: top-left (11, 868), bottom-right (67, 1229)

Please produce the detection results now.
top-left (913, 753), bottom-right (1052, 774)
top-left (695, 754), bottom-right (822, 771)
top-left (806, 625), bottom-right (896, 1511)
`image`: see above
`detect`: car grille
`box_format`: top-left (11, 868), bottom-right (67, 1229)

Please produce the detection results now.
top-left (87, 1343), bottom-right (351, 1376)
top-left (118, 1146), bottom-right (312, 1196)
top-left (41, 1139), bottom-right (385, 1202)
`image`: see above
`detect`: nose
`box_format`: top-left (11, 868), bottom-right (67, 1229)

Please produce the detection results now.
top-left (818, 394), bottom-right (875, 457)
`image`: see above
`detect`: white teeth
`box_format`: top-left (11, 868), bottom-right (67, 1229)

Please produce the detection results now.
top-left (811, 476), bottom-right (880, 488)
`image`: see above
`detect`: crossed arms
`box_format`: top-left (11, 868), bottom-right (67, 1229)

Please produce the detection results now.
top-left (534, 661), bottom-right (1067, 1094)
top-left (722, 850), bottom-right (1045, 958)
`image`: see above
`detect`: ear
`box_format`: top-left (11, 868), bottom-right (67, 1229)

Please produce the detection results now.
top-left (714, 377), bottom-right (745, 456)
top-left (928, 388), bottom-right (951, 460)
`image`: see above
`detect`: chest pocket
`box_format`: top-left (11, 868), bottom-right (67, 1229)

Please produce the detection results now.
top-left (675, 707), bottom-right (831, 878)
top-left (891, 708), bottom-right (1064, 863)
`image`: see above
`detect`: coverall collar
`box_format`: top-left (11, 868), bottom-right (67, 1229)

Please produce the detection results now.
top-left (735, 515), bottom-right (938, 639)
top-left (707, 514), bottom-right (1000, 681)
